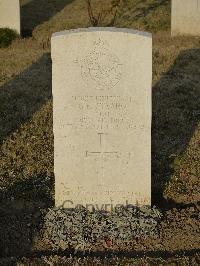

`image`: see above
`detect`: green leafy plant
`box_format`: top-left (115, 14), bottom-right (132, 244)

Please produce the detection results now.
top-left (0, 28), bottom-right (18, 48)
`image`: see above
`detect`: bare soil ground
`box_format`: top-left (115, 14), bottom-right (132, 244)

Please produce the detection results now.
top-left (0, 0), bottom-right (199, 264)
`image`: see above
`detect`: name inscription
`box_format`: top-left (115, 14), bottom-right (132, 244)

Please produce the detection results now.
top-left (63, 95), bottom-right (147, 131)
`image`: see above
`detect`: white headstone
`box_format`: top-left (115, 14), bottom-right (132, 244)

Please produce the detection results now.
top-left (0, 0), bottom-right (20, 34)
top-left (52, 28), bottom-right (152, 210)
top-left (172, 0), bottom-right (200, 36)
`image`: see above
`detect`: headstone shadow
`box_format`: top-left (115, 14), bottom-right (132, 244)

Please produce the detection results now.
top-left (0, 53), bottom-right (52, 145)
top-left (21, 0), bottom-right (75, 36)
top-left (0, 53), bottom-right (53, 257)
top-left (152, 48), bottom-right (200, 206)
top-left (0, 175), bottom-right (54, 257)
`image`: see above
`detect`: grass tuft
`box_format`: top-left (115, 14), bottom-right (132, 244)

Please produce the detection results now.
top-left (0, 28), bottom-right (19, 48)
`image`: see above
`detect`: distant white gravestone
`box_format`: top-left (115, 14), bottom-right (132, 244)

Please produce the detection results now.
top-left (52, 28), bottom-right (152, 209)
top-left (0, 0), bottom-right (20, 34)
top-left (172, 0), bottom-right (200, 36)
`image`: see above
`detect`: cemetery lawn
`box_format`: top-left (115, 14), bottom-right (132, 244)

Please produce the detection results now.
top-left (0, 0), bottom-right (199, 263)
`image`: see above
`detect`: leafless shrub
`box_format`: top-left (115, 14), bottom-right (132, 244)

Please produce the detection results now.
top-left (86, 0), bottom-right (124, 27)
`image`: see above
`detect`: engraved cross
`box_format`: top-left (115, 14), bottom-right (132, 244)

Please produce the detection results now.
top-left (85, 133), bottom-right (119, 184)
top-left (85, 133), bottom-right (119, 159)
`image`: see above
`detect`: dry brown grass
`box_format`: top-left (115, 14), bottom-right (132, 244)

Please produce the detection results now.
top-left (152, 33), bottom-right (200, 203)
top-left (20, 0), bottom-right (170, 47)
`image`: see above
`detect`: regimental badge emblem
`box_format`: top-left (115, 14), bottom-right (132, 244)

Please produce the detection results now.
top-left (76, 39), bottom-right (123, 90)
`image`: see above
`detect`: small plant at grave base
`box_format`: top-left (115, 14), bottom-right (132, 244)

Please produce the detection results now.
top-left (0, 28), bottom-right (19, 48)
top-left (85, 0), bottom-right (124, 26)
top-left (105, 238), bottom-right (113, 247)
